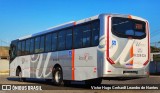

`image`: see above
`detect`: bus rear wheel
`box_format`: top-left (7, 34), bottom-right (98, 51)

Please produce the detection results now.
top-left (52, 67), bottom-right (63, 86)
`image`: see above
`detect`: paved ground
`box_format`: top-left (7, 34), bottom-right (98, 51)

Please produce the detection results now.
top-left (0, 75), bottom-right (160, 93)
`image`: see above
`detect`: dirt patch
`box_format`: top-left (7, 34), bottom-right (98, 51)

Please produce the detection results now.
top-left (0, 46), bottom-right (9, 59)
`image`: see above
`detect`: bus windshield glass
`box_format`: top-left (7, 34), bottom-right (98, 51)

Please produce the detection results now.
top-left (112, 17), bottom-right (146, 39)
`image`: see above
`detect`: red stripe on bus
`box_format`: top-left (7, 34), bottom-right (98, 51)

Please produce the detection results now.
top-left (106, 16), bottom-right (115, 64)
top-left (128, 15), bottom-right (132, 19)
top-left (143, 21), bottom-right (150, 66)
top-left (72, 49), bottom-right (75, 80)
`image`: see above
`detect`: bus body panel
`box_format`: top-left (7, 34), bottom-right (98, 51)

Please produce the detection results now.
top-left (21, 56), bottom-right (31, 78)
top-left (74, 47), bottom-right (98, 80)
top-left (29, 51), bottom-right (72, 79)
top-left (10, 48), bottom-right (99, 80)
top-left (10, 58), bottom-right (17, 76)
top-left (10, 56), bottom-right (31, 78)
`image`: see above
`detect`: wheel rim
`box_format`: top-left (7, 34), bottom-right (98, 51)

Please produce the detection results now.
top-left (55, 71), bottom-right (61, 83)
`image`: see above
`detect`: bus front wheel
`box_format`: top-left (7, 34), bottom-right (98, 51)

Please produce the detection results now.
top-left (52, 67), bottom-right (63, 86)
top-left (17, 69), bottom-right (26, 82)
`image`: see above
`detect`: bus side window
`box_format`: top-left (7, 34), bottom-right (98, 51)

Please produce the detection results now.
top-left (66, 29), bottom-right (72, 50)
top-left (30, 38), bottom-right (35, 54)
top-left (40, 36), bottom-right (45, 52)
top-left (17, 42), bottom-right (22, 56)
top-left (25, 39), bottom-right (30, 55)
top-left (45, 34), bottom-right (52, 52)
top-left (35, 37), bottom-right (40, 53)
top-left (52, 33), bottom-right (57, 51)
top-left (21, 41), bottom-right (26, 55)
top-left (73, 26), bottom-right (83, 49)
top-left (58, 30), bottom-right (65, 50)
top-left (91, 20), bottom-right (100, 46)
top-left (82, 24), bottom-right (91, 47)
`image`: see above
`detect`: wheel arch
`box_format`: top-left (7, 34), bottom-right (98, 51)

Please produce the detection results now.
top-left (16, 66), bottom-right (21, 76)
top-left (53, 64), bottom-right (62, 72)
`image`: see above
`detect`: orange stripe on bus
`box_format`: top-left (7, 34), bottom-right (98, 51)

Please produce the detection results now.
top-left (130, 46), bottom-right (133, 65)
top-left (72, 49), bottom-right (75, 80)
top-left (128, 15), bottom-right (132, 19)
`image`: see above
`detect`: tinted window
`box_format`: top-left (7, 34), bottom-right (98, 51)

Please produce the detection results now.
top-left (30, 38), bottom-right (34, 54)
top-left (92, 20), bottom-right (100, 46)
top-left (35, 37), bottom-right (40, 53)
top-left (25, 39), bottom-right (30, 55)
top-left (45, 34), bottom-right (52, 52)
top-left (112, 17), bottom-right (146, 39)
top-left (73, 26), bottom-right (82, 48)
top-left (66, 29), bottom-right (72, 50)
top-left (17, 42), bottom-right (21, 56)
top-left (39, 36), bottom-right (44, 52)
top-left (58, 30), bottom-right (65, 50)
top-left (82, 24), bottom-right (91, 47)
top-left (21, 41), bottom-right (25, 55)
top-left (52, 33), bottom-right (57, 51)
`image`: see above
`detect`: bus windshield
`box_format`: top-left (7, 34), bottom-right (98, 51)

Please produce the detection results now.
top-left (112, 17), bottom-right (146, 39)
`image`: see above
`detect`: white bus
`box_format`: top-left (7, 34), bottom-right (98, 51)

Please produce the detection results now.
top-left (9, 14), bottom-right (150, 85)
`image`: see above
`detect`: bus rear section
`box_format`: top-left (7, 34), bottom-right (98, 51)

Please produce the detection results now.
top-left (103, 15), bottom-right (150, 78)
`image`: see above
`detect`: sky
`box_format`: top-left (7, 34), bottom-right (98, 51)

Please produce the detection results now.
top-left (0, 0), bottom-right (160, 45)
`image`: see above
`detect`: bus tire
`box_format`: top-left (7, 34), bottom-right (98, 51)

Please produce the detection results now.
top-left (52, 67), bottom-right (63, 86)
top-left (17, 69), bottom-right (26, 82)
top-left (85, 78), bottom-right (102, 86)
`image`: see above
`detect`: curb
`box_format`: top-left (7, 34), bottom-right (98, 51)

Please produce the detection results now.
top-left (0, 73), bottom-right (9, 75)
top-left (0, 70), bottom-right (9, 75)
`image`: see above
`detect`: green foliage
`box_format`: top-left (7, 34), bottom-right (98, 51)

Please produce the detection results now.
top-left (151, 46), bottom-right (160, 53)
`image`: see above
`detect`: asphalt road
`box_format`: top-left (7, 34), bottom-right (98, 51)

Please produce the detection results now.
top-left (0, 75), bottom-right (160, 93)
